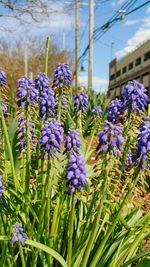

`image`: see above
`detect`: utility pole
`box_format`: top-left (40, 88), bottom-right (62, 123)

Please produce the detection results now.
top-left (62, 31), bottom-right (66, 50)
top-left (75, 0), bottom-right (79, 91)
top-left (24, 46), bottom-right (28, 77)
top-left (88, 0), bottom-right (94, 92)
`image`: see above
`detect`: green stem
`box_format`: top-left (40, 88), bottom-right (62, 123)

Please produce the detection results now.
top-left (49, 197), bottom-right (60, 266)
top-left (148, 103), bottom-right (150, 117)
top-left (25, 104), bottom-right (31, 202)
top-left (18, 243), bottom-right (26, 267)
top-left (0, 99), bottom-right (17, 189)
top-left (81, 161), bottom-right (108, 267)
top-left (67, 195), bottom-right (75, 267)
top-left (45, 36), bottom-right (50, 75)
top-left (57, 96), bottom-right (62, 121)
top-left (89, 165), bottom-right (141, 267)
top-left (46, 156), bottom-right (51, 235)
top-left (21, 153), bottom-right (26, 193)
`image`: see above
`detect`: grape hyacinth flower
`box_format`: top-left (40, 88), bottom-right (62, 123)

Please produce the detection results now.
top-left (74, 91), bottom-right (88, 112)
top-left (126, 149), bottom-right (133, 166)
top-left (0, 174), bottom-right (4, 198)
top-left (39, 88), bottom-right (56, 120)
top-left (96, 122), bottom-right (124, 156)
top-left (107, 98), bottom-right (122, 123)
top-left (122, 80), bottom-right (147, 112)
top-left (92, 106), bottom-right (102, 116)
top-left (16, 77), bottom-right (38, 107)
top-left (65, 129), bottom-right (81, 153)
top-left (135, 119), bottom-right (150, 169)
top-left (65, 153), bottom-right (87, 194)
top-left (34, 72), bottom-right (50, 90)
top-left (17, 117), bottom-right (35, 152)
top-left (11, 223), bottom-right (28, 246)
top-left (35, 73), bottom-right (56, 120)
top-left (39, 119), bottom-right (64, 157)
top-left (52, 63), bottom-right (72, 89)
top-left (2, 101), bottom-right (8, 117)
top-left (0, 70), bottom-right (6, 87)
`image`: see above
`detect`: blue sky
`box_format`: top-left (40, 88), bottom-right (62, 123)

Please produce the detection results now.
top-left (0, 0), bottom-right (150, 92)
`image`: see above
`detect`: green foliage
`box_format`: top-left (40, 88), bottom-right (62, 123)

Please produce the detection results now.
top-left (0, 39), bottom-right (150, 267)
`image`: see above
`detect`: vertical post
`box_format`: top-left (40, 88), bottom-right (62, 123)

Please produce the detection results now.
top-left (110, 42), bottom-right (114, 61)
top-left (62, 31), bottom-right (66, 51)
top-left (88, 0), bottom-right (94, 92)
top-left (75, 0), bottom-right (79, 92)
top-left (24, 46), bottom-right (28, 77)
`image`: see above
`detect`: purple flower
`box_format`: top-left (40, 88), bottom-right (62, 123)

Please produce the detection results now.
top-left (126, 149), bottom-right (133, 166)
top-left (11, 223), bottom-right (28, 246)
top-left (107, 98), bottom-right (122, 123)
top-left (92, 106), bottom-right (102, 116)
top-left (74, 91), bottom-right (88, 112)
top-left (0, 70), bottom-right (6, 87)
top-left (96, 122), bottom-right (124, 156)
top-left (34, 72), bottom-right (50, 90)
top-left (65, 153), bottom-right (87, 194)
top-left (135, 119), bottom-right (150, 169)
top-left (17, 117), bottom-right (35, 152)
top-left (52, 63), bottom-right (72, 89)
top-left (39, 88), bottom-right (56, 120)
top-left (16, 77), bottom-right (38, 107)
top-left (122, 80), bottom-right (147, 112)
top-left (65, 129), bottom-right (81, 153)
top-left (0, 174), bottom-right (4, 198)
top-left (35, 73), bottom-right (56, 120)
top-left (39, 119), bottom-right (64, 157)
top-left (2, 101), bottom-right (8, 117)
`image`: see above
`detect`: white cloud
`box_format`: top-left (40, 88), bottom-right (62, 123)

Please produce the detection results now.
top-left (79, 75), bottom-right (108, 92)
top-left (0, 2), bottom-right (74, 37)
top-left (116, 16), bottom-right (150, 58)
top-left (124, 19), bottom-right (143, 26)
top-left (111, 0), bottom-right (125, 7)
top-left (146, 6), bottom-right (150, 14)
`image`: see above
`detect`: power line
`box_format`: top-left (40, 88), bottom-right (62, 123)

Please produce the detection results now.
top-left (79, 0), bottom-right (149, 63)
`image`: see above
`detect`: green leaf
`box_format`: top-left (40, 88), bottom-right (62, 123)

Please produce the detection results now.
top-left (137, 258), bottom-right (150, 267)
top-left (25, 240), bottom-right (68, 267)
top-left (0, 236), bottom-right (9, 241)
top-left (121, 251), bottom-right (150, 267)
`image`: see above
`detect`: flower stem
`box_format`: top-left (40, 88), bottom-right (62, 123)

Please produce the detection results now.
top-left (45, 36), bottom-right (50, 75)
top-left (67, 195), bottom-right (75, 267)
top-left (18, 243), bottom-right (26, 267)
top-left (25, 104), bottom-right (31, 203)
top-left (81, 160), bottom-right (108, 267)
top-left (89, 164), bottom-right (141, 267)
top-left (0, 99), bottom-right (18, 190)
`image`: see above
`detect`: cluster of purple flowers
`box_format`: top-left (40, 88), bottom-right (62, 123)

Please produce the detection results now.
top-left (92, 106), bottom-right (102, 116)
top-left (135, 119), bottom-right (150, 169)
top-left (16, 77), bottom-right (38, 107)
top-left (52, 63), bottom-right (71, 89)
top-left (0, 174), bottom-right (4, 198)
top-left (126, 149), bottom-right (133, 166)
top-left (35, 73), bottom-right (56, 120)
top-left (107, 99), bottom-right (122, 123)
top-left (65, 129), bottom-right (81, 153)
top-left (74, 91), bottom-right (88, 112)
top-left (65, 154), bottom-right (87, 194)
top-left (122, 80), bottom-right (147, 112)
top-left (39, 119), bottom-right (64, 157)
top-left (11, 223), bottom-right (28, 246)
top-left (2, 101), bottom-right (8, 117)
top-left (17, 117), bottom-right (35, 152)
top-left (96, 122), bottom-right (124, 156)
top-left (0, 70), bottom-right (6, 87)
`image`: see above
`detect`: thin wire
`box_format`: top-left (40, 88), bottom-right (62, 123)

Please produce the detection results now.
top-left (79, 0), bottom-right (148, 63)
